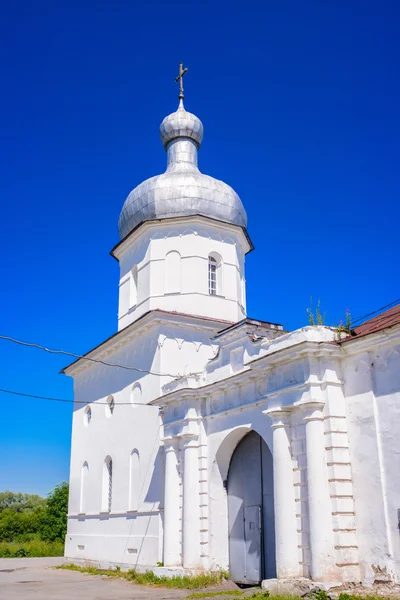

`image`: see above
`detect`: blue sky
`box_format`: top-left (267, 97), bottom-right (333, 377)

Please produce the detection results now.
top-left (0, 0), bottom-right (399, 496)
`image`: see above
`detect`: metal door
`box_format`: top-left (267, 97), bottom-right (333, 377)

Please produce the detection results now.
top-left (227, 431), bottom-right (276, 584)
top-left (244, 505), bottom-right (262, 583)
top-left (227, 431), bottom-right (262, 584)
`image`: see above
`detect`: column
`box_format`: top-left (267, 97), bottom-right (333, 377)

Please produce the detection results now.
top-left (301, 401), bottom-right (336, 581)
top-left (264, 408), bottom-right (300, 578)
top-left (163, 436), bottom-right (181, 567)
top-left (182, 433), bottom-right (201, 569)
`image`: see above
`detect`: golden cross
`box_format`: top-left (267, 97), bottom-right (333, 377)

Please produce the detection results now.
top-left (175, 62), bottom-right (188, 100)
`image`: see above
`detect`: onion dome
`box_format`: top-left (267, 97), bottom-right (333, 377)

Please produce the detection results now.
top-left (118, 100), bottom-right (247, 240)
top-left (160, 100), bottom-right (204, 149)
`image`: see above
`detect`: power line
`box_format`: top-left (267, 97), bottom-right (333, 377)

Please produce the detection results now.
top-left (0, 387), bottom-right (158, 407)
top-left (351, 298), bottom-right (400, 326)
top-left (0, 334), bottom-right (195, 379)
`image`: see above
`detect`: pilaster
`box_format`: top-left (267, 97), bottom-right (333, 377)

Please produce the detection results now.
top-left (264, 407), bottom-right (300, 578)
top-left (300, 400), bottom-right (337, 581)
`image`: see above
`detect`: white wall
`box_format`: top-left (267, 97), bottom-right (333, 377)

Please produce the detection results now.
top-left (344, 339), bottom-right (400, 583)
top-left (115, 217), bottom-right (250, 329)
top-left (65, 312), bottom-right (224, 568)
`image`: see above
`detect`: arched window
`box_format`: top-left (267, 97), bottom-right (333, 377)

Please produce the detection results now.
top-left (102, 456), bottom-right (113, 512)
top-left (129, 450), bottom-right (140, 511)
top-left (131, 382), bottom-right (142, 406)
top-left (165, 251), bottom-right (181, 294)
top-left (208, 253), bottom-right (222, 295)
top-left (80, 462), bottom-right (89, 514)
top-left (130, 266), bottom-right (138, 308)
top-left (84, 406), bottom-right (92, 426)
top-left (106, 395), bottom-right (115, 418)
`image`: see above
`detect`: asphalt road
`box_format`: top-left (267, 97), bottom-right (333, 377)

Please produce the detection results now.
top-left (0, 558), bottom-right (189, 600)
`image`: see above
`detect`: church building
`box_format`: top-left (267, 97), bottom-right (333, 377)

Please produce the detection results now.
top-left (64, 72), bottom-right (400, 586)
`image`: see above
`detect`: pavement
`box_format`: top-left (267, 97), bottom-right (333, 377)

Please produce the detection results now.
top-left (0, 558), bottom-right (191, 600)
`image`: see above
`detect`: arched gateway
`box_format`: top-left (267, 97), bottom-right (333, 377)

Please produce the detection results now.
top-left (227, 431), bottom-right (276, 584)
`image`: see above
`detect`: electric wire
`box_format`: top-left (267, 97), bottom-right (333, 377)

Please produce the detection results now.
top-left (0, 387), bottom-right (158, 407)
top-left (350, 298), bottom-right (400, 326)
top-left (1, 299), bottom-right (399, 408)
top-left (0, 334), bottom-right (197, 378)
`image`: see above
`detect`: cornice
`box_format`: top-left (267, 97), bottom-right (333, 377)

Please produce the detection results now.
top-left (340, 324), bottom-right (400, 356)
top-left (62, 309), bottom-right (230, 377)
top-left (110, 214), bottom-right (253, 261)
top-left (154, 338), bottom-right (344, 407)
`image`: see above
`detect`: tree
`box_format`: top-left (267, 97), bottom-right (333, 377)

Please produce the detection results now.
top-left (40, 482), bottom-right (69, 542)
top-left (0, 491), bottom-right (46, 513)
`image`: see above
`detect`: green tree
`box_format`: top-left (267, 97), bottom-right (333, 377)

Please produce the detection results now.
top-left (0, 491), bottom-right (46, 513)
top-left (0, 507), bottom-right (45, 542)
top-left (40, 482), bottom-right (69, 542)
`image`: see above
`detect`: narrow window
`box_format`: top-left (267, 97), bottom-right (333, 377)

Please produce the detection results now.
top-left (106, 395), bottom-right (115, 418)
top-left (80, 462), bottom-right (89, 514)
top-left (165, 251), bottom-right (181, 294)
top-left (131, 383), bottom-right (142, 406)
top-left (130, 266), bottom-right (138, 308)
top-left (129, 450), bottom-right (140, 511)
top-left (208, 253), bottom-right (222, 295)
top-left (208, 256), bottom-right (217, 295)
top-left (102, 456), bottom-right (113, 512)
top-left (84, 406), bottom-right (92, 426)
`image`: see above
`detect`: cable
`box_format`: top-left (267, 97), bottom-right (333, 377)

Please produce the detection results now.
top-left (0, 334), bottom-right (199, 379)
top-left (351, 298), bottom-right (400, 326)
top-left (0, 387), bottom-right (158, 407)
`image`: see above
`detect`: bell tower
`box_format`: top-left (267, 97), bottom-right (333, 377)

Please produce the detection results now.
top-left (113, 67), bottom-right (252, 330)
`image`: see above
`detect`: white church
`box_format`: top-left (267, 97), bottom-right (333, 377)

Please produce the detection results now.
top-left (64, 76), bottom-right (400, 586)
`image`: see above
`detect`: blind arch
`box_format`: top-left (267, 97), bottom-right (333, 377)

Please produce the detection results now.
top-left (102, 456), bottom-right (113, 512)
top-left (129, 449), bottom-right (140, 511)
top-left (165, 251), bottom-right (181, 294)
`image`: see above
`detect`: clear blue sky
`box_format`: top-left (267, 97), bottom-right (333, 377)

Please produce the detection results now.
top-left (0, 0), bottom-right (399, 496)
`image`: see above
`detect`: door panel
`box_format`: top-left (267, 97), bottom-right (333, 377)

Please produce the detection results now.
top-left (261, 441), bottom-right (276, 579)
top-left (244, 505), bottom-right (262, 584)
top-left (228, 431), bottom-right (277, 584)
top-left (228, 432), bottom-right (261, 584)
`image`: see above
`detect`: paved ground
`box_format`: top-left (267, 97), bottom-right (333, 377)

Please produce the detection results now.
top-left (0, 558), bottom-right (190, 600)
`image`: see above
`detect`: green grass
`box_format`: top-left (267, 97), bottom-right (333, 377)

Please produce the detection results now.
top-left (0, 540), bottom-right (64, 558)
top-left (186, 591), bottom-right (244, 599)
top-left (58, 563), bottom-right (229, 589)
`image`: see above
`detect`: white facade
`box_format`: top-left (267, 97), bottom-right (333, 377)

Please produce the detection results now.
top-left (65, 97), bottom-right (400, 585)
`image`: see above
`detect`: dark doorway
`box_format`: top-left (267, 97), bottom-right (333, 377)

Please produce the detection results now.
top-left (227, 431), bottom-right (276, 584)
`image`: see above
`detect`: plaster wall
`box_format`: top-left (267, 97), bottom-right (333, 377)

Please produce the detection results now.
top-left (344, 339), bottom-right (400, 583)
top-left (116, 218), bottom-right (248, 329)
top-left (65, 396), bottom-right (163, 566)
top-left (66, 312), bottom-right (225, 567)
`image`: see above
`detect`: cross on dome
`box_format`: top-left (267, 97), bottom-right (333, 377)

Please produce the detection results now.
top-left (117, 65), bottom-right (247, 240)
top-left (175, 62), bottom-right (188, 100)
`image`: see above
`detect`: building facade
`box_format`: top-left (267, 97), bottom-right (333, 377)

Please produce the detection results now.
top-left (64, 97), bottom-right (400, 585)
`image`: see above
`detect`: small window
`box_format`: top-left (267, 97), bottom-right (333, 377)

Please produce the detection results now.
top-left (208, 256), bottom-right (217, 295)
top-left (208, 253), bottom-right (222, 295)
top-left (84, 406), bottom-right (92, 426)
top-left (131, 383), bottom-right (142, 406)
top-left (106, 395), bottom-right (115, 418)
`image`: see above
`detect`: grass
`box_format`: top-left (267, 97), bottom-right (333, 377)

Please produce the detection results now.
top-left (187, 592), bottom-right (244, 599)
top-left (0, 540), bottom-right (64, 558)
top-left (58, 563), bottom-right (229, 589)
top-left (55, 567), bottom-right (395, 600)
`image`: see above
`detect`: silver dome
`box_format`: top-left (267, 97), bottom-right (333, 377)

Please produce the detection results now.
top-left (160, 102), bottom-right (204, 149)
top-left (118, 100), bottom-right (247, 240)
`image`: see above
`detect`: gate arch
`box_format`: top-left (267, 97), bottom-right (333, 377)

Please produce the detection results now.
top-left (227, 431), bottom-right (276, 584)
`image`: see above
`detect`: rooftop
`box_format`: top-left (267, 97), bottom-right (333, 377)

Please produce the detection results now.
top-left (340, 303), bottom-right (400, 343)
